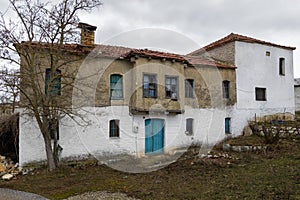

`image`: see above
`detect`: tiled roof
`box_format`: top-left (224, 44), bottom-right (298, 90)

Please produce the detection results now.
top-left (184, 56), bottom-right (236, 69)
top-left (189, 33), bottom-right (296, 55)
top-left (18, 42), bottom-right (236, 68)
top-left (123, 49), bottom-right (186, 62)
top-left (18, 42), bottom-right (132, 58)
top-left (124, 49), bottom-right (235, 68)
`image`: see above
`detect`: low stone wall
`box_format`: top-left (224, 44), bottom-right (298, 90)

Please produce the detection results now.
top-left (254, 113), bottom-right (295, 122)
top-left (251, 124), bottom-right (300, 139)
top-left (222, 144), bottom-right (267, 152)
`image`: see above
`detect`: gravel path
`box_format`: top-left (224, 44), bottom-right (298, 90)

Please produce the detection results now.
top-left (0, 188), bottom-right (139, 200)
top-left (64, 191), bottom-right (139, 200)
top-left (0, 188), bottom-right (49, 200)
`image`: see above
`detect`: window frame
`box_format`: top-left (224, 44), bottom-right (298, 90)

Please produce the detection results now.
top-left (165, 76), bottom-right (179, 100)
top-left (185, 79), bottom-right (194, 98)
top-left (225, 117), bottom-right (231, 134)
top-left (279, 57), bottom-right (285, 76)
top-left (222, 80), bottom-right (230, 99)
top-left (185, 118), bottom-right (194, 135)
top-left (45, 68), bottom-right (61, 96)
top-left (143, 73), bottom-right (157, 98)
top-left (109, 119), bottom-right (120, 138)
top-left (255, 87), bottom-right (267, 101)
top-left (110, 74), bottom-right (123, 100)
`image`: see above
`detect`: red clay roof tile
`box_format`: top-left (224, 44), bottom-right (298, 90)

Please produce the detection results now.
top-left (19, 42), bottom-right (236, 68)
top-left (189, 33), bottom-right (296, 55)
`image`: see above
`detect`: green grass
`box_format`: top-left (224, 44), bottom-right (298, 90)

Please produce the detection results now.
top-left (1, 136), bottom-right (300, 199)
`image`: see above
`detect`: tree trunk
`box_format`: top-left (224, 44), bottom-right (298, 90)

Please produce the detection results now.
top-left (44, 136), bottom-right (57, 171)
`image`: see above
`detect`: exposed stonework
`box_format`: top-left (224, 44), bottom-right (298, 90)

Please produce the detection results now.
top-left (78, 22), bottom-right (97, 46)
top-left (204, 42), bottom-right (235, 65)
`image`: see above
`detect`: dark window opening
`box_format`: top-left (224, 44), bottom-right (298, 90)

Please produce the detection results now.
top-left (143, 74), bottom-right (157, 98)
top-left (49, 119), bottom-right (59, 140)
top-left (222, 80), bottom-right (230, 99)
top-left (185, 79), bottom-right (194, 98)
top-left (279, 57), bottom-right (285, 75)
top-left (225, 118), bottom-right (231, 134)
top-left (266, 51), bottom-right (271, 56)
top-left (110, 74), bottom-right (123, 99)
top-left (109, 120), bottom-right (120, 138)
top-left (165, 76), bottom-right (178, 100)
top-left (255, 87), bottom-right (266, 101)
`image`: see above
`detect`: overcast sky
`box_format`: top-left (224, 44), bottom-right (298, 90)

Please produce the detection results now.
top-left (1, 0), bottom-right (300, 77)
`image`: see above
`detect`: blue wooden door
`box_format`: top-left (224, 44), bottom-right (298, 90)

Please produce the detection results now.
top-left (145, 119), bottom-right (164, 154)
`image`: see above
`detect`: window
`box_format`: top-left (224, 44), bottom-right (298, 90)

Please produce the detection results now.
top-left (110, 74), bottom-right (123, 99)
top-left (165, 76), bottom-right (178, 99)
top-left (143, 74), bottom-right (157, 98)
top-left (225, 118), bottom-right (231, 134)
top-left (255, 87), bottom-right (266, 101)
top-left (185, 79), bottom-right (194, 98)
top-left (109, 120), bottom-right (120, 138)
top-left (266, 51), bottom-right (271, 56)
top-left (279, 58), bottom-right (285, 75)
top-left (45, 68), bottom-right (61, 96)
top-left (222, 80), bottom-right (230, 99)
top-left (186, 118), bottom-right (193, 135)
top-left (49, 119), bottom-right (59, 140)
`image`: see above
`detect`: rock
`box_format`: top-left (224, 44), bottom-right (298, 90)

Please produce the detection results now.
top-left (0, 171), bottom-right (6, 177)
top-left (232, 146), bottom-right (242, 152)
top-left (222, 144), bottom-right (231, 151)
top-left (259, 131), bottom-right (265, 136)
top-left (2, 173), bottom-right (13, 181)
top-left (0, 163), bottom-right (6, 172)
top-left (0, 155), bottom-right (5, 161)
top-left (199, 154), bottom-right (208, 158)
top-left (241, 146), bottom-right (250, 151)
top-left (243, 126), bottom-right (253, 136)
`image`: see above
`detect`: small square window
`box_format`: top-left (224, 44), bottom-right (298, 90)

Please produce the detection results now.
top-left (109, 120), bottom-right (120, 138)
top-left (266, 51), bottom-right (271, 56)
top-left (255, 87), bottom-right (266, 101)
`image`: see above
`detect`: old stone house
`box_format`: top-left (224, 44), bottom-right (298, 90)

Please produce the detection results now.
top-left (18, 23), bottom-right (295, 165)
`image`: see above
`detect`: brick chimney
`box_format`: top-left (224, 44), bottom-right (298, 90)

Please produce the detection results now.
top-left (78, 22), bottom-right (97, 46)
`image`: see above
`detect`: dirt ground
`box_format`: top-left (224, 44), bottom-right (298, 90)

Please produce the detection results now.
top-left (1, 135), bottom-right (300, 199)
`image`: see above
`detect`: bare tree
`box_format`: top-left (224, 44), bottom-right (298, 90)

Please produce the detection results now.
top-left (0, 67), bottom-right (19, 113)
top-left (0, 0), bottom-right (102, 171)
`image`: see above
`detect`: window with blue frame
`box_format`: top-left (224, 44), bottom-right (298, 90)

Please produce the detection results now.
top-left (143, 74), bottom-right (157, 98)
top-left (109, 119), bottom-right (120, 138)
top-left (45, 68), bottom-right (61, 96)
top-left (225, 117), bottom-right (231, 134)
top-left (110, 74), bottom-right (123, 99)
